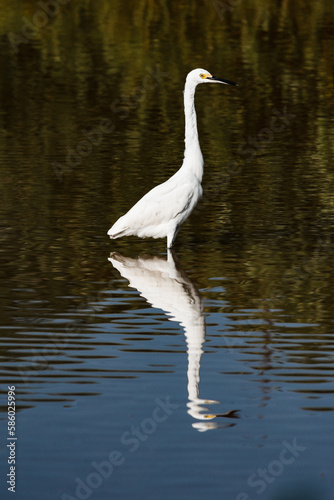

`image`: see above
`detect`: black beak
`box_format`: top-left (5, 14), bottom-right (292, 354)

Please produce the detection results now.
top-left (207, 76), bottom-right (238, 86)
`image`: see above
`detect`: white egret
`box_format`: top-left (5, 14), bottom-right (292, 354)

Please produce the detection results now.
top-left (107, 68), bottom-right (237, 248)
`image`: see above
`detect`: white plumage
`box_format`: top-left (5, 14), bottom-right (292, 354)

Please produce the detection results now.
top-left (107, 68), bottom-right (237, 248)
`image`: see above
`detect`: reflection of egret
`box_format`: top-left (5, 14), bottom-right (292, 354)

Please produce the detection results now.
top-left (109, 250), bottom-right (238, 431)
top-left (107, 68), bottom-right (237, 248)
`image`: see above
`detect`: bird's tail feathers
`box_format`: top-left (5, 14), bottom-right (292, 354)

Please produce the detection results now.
top-left (107, 217), bottom-right (129, 239)
top-left (108, 229), bottom-right (126, 239)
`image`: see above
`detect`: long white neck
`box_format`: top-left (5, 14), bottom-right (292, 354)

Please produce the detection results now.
top-left (182, 80), bottom-right (204, 180)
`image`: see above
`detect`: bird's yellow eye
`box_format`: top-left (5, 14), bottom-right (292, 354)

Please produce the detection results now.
top-left (200, 73), bottom-right (205, 79)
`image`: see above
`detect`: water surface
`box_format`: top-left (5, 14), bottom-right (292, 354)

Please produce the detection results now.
top-left (0, 1), bottom-right (334, 499)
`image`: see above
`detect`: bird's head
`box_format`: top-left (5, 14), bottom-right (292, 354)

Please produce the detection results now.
top-left (186, 68), bottom-right (238, 87)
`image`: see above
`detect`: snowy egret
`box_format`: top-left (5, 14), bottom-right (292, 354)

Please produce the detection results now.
top-left (107, 68), bottom-right (237, 248)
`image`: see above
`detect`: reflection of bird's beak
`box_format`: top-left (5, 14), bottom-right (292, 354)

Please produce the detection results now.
top-left (207, 76), bottom-right (238, 86)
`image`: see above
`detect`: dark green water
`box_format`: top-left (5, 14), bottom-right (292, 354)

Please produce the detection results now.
top-left (0, 1), bottom-right (334, 499)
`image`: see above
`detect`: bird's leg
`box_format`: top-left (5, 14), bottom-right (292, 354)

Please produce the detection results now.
top-left (167, 234), bottom-right (174, 249)
top-left (167, 228), bottom-right (180, 249)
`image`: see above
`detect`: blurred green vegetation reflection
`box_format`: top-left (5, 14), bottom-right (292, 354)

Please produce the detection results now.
top-left (0, 0), bottom-right (334, 331)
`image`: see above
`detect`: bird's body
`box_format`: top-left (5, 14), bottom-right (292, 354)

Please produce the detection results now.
top-left (110, 168), bottom-right (203, 248)
top-left (108, 68), bottom-right (237, 248)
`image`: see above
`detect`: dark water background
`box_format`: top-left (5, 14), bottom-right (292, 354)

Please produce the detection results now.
top-left (0, 1), bottom-right (334, 499)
